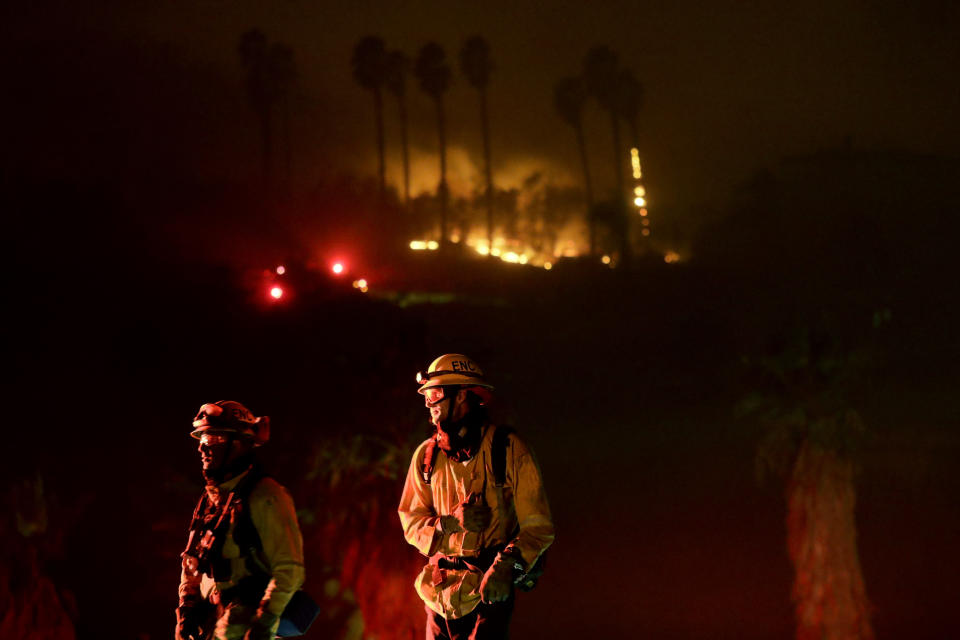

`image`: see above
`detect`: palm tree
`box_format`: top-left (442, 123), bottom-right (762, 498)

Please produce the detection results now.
top-left (269, 43), bottom-right (297, 184)
top-left (238, 30), bottom-right (274, 183)
top-left (614, 68), bottom-right (643, 151)
top-left (385, 50), bottom-right (411, 208)
top-left (583, 45), bottom-right (629, 263)
top-left (460, 35), bottom-right (495, 252)
top-left (238, 30), bottom-right (297, 186)
top-left (743, 329), bottom-right (875, 640)
top-left (352, 36), bottom-right (389, 197)
top-left (553, 75), bottom-right (596, 255)
top-left (414, 42), bottom-right (453, 245)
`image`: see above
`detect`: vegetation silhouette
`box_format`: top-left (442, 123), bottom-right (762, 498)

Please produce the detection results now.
top-left (414, 42), bottom-right (453, 247)
top-left (385, 49), bottom-right (412, 208)
top-left (553, 75), bottom-right (596, 255)
top-left (460, 35), bottom-right (497, 253)
top-left (351, 36), bottom-right (389, 198)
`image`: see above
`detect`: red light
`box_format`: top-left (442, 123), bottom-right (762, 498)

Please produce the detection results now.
top-left (332, 262), bottom-right (344, 275)
top-left (270, 286), bottom-right (283, 299)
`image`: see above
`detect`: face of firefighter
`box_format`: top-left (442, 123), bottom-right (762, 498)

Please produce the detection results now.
top-left (198, 433), bottom-right (252, 476)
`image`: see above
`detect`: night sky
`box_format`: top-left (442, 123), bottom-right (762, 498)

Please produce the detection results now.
top-left (6, 0), bottom-right (959, 208)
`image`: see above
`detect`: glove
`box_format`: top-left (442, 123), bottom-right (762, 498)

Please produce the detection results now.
top-left (479, 557), bottom-right (514, 604)
top-left (453, 493), bottom-right (491, 533)
top-left (175, 606), bottom-right (201, 640)
top-left (245, 610), bottom-right (280, 640)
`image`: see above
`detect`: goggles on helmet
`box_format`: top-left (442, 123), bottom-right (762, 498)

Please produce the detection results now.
top-left (199, 433), bottom-right (230, 447)
top-left (415, 369), bottom-right (486, 385)
top-left (423, 386), bottom-right (449, 407)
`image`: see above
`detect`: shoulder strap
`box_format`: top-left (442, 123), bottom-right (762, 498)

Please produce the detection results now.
top-left (420, 438), bottom-right (439, 485)
top-left (492, 426), bottom-right (515, 488)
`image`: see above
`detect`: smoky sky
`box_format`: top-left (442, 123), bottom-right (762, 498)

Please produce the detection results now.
top-left (5, 0), bottom-right (959, 208)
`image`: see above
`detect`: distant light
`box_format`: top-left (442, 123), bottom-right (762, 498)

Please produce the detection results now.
top-left (634, 186), bottom-right (646, 197)
top-left (270, 286), bottom-right (283, 299)
top-left (634, 196), bottom-right (646, 207)
top-left (476, 244), bottom-right (490, 256)
top-left (502, 251), bottom-right (520, 263)
top-left (410, 240), bottom-right (427, 250)
top-left (642, 229), bottom-right (651, 237)
top-left (642, 218), bottom-right (650, 226)
top-left (631, 148), bottom-right (642, 179)
top-left (664, 251), bottom-right (681, 264)
top-left (601, 255), bottom-right (612, 265)
top-left (491, 247), bottom-right (502, 257)
top-left (639, 208), bottom-right (648, 217)
top-left (518, 254), bottom-right (529, 265)
top-left (332, 262), bottom-right (344, 275)
top-left (276, 265), bottom-right (286, 275)
top-left (426, 240), bottom-right (439, 251)
top-left (360, 286), bottom-right (368, 293)
top-left (450, 234), bottom-right (461, 243)
top-left (544, 262), bottom-right (553, 271)
top-left (357, 278), bottom-right (368, 288)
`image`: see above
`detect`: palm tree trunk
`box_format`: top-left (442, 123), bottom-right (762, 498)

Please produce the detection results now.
top-left (788, 439), bottom-right (874, 640)
top-left (398, 94), bottom-right (411, 208)
top-left (575, 122), bottom-right (595, 255)
top-left (609, 113), bottom-right (628, 263)
top-left (480, 88), bottom-right (494, 252)
top-left (260, 107), bottom-right (273, 186)
top-left (435, 95), bottom-right (448, 245)
top-left (374, 87), bottom-right (386, 198)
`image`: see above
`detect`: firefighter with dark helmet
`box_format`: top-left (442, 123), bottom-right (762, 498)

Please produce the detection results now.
top-left (398, 355), bottom-right (555, 639)
top-left (176, 401), bottom-right (305, 640)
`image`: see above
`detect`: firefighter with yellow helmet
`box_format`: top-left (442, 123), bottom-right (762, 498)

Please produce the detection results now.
top-left (398, 355), bottom-right (555, 639)
top-left (176, 401), bottom-right (306, 640)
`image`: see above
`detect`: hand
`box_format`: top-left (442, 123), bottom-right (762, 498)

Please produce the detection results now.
top-left (244, 610), bottom-right (279, 640)
top-left (479, 560), bottom-right (513, 604)
top-left (453, 493), bottom-right (491, 533)
top-left (175, 607), bottom-right (200, 640)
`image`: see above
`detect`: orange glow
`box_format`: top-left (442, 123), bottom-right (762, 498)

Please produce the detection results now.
top-left (491, 247), bottom-right (502, 257)
top-left (476, 244), bottom-right (490, 256)
top-left (276, 265), bottom-right (286, 275)
top-left (270, 286), bottom-right (283, 299)
top-left (639, 208), bottom-right (648, 217)
top-left (634, 186), bottom-right (646, 197)
top-left (332, 262), bottom-right (345, 275)
top-left (642, 218), bottom-right (650, 226)
top-left (642, 229), bottom-right (650, 236)
top-left (664, 251), bottom-right (681, 264)
top-left (601, 255), bottom-right (611, 265)
top-left (357, 278), bottom-right (368, 288)
top-left (543, 262), bottom-right (553, 270)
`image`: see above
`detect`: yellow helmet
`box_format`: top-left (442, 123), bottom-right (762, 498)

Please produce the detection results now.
top-left (416, 354), bottom-right (494, 394)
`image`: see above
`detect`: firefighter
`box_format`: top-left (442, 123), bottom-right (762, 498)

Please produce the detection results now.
top-left (399, 355), bottom-right (555, 639)
top-left (176, 401), bottom-right (305, 640)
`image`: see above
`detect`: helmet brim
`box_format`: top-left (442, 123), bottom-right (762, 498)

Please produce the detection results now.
top-left (417, 376), bottom-right (495, 394)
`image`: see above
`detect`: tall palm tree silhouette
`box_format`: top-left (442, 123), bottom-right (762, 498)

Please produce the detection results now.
top-left (352, 36), bottom-right (389, 197)
top-left (554, 75), bottom-right (596, 256)
top-left (614, 68), bottom-right (643, 151)
top-left (460, 35), bottom-right (495, 252)
top-left (238, 30), bottom-right (274, 183)
top-left (385, 49), bottom-right (411, 208)
top-left (238, 30), bottom-right (297, 186)
top-left (583, 45), bottom-right (629, 262)
top-left (414, 42), bottom-right (453, 245)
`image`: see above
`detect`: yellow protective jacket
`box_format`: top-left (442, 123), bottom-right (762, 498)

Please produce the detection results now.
top-left (179, 468), bottom-right (305, 623)
top-left (398, 425), bottom-right (554, 619)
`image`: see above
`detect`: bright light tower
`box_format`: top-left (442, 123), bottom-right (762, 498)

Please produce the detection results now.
top-left (631, 148), bottom-right (650, 241)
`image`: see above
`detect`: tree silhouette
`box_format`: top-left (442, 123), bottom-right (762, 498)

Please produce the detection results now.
top-left (385, 50), bottom-right (411, 208)
top-left (238, 30), bottom-right (297, 185)
top-left (583, 45), bottom-right (629, 262)
top-left (554, 75), bottom-right (596, 255)
top-left (460, 35), bottom-right (496, 252)
top-left (352, 36), bottom-right (389, 197)
top-left (414, 42), bottom-right (453, 245)
top-left (742, 329), bottom-right (875, 640)
top-left (614, 68), bottom-right (643, 151)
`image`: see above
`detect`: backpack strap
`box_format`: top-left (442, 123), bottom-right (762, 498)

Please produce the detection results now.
top-left (491, 426), bottom-right (515, 488)
top-left (420, 437), bottom-right (439, 485)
